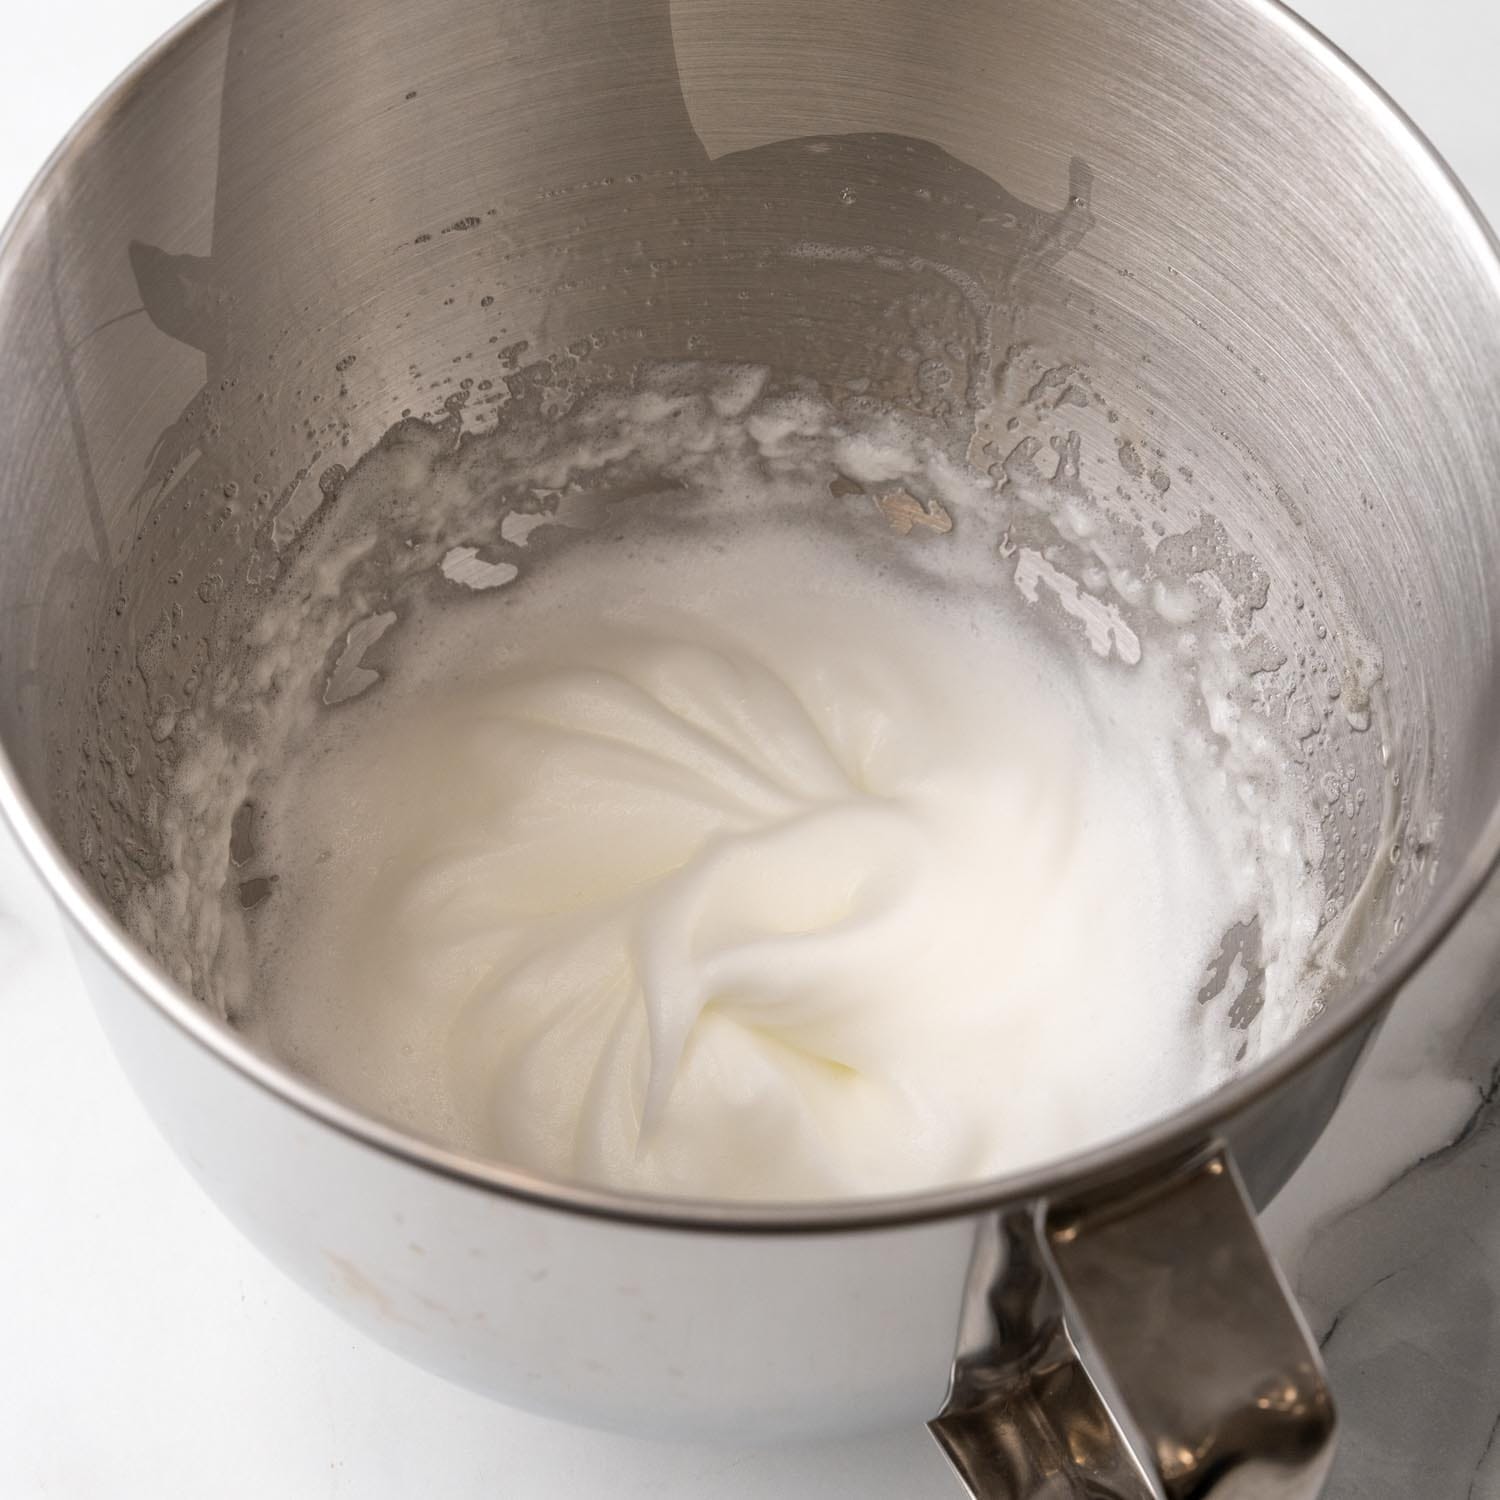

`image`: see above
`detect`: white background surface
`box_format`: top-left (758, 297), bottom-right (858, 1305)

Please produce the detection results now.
top-left (1, 3), bottom-right (1497, 1496)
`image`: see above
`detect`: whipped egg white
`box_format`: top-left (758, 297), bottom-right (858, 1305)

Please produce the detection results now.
top-left (134, 366), bottom-right (1328, 1200)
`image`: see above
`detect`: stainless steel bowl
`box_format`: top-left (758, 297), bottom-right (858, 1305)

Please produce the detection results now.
top-left (4, 1), bottom-right (1500, 1495)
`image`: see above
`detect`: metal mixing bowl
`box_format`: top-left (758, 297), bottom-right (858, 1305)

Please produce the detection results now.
top-left (3, 1), bottom-right (1500, 1495)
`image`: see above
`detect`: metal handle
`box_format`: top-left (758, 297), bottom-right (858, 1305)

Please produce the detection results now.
top-left (930, 1146), bottom-right (1335, 1499)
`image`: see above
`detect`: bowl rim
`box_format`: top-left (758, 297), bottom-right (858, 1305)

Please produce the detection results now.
top-left (3, 0), bottom-right (1499, 1235)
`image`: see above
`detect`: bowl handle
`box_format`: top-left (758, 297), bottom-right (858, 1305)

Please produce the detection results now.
top-left (929, 1145), bottom-right (1336, 1498)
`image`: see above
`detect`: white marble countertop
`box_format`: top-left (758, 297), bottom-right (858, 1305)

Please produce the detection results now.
top-left (1, 2), bottom-right (1498, 1495)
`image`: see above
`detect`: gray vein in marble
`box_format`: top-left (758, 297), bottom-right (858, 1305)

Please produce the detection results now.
top-left (1293, 985), bottom-right (1500, 1500)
